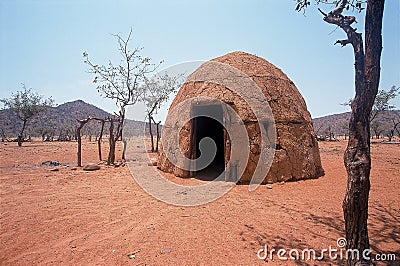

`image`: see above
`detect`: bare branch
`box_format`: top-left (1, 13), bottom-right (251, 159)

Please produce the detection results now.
top-left (335, 39), bottom-right (352, 46)
top-left (318, 8), bottom-right (328, 16)
top-left (331, 0), bottom-right (348, 15)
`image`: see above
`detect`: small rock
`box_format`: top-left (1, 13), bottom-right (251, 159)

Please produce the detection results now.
top-left (70, 167), bottom-right (77, 171)
top-left (83, 163), bottom-right (100, 171)
top-left (114, 161), bottom-right (126, 168)
top-left (49, 168), bottom-right (59, 172)
top-left (279, 181), bottom-right (285, 185)
top-left (161, 247), bottom-right (172, 254)
top-left (266, 185), bottom-right (273, 189)
top-left (42, 161), bottom-right (60, 166)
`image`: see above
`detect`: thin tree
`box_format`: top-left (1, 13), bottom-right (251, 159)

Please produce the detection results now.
top-left (154, 119), bottom-right (162, 152)
top-left (97, 119), bottom-right (105, 161)
top-left (0, 84), bottom-right (53, 146)
top-left (77, 118), bottom-right (90, 167)
top-left (370, 121), bottom-right (384, 139)
top-left (369, 85), bottom-right (399, 122)
top-left (324, 125), bottom-right (336, 141)
top-left (142, 72), bottom-right (184, 152)
top-left (343, 85), bottom-right (399, 123)
top-left (342, 123), bottom-right (349, 140)
top-left (83, 29), bottom-right (161, 163)
top-left (296, 1), bottom-right (384, 265)
top-left (385, 115), bottom-right (400, 142)
top-left (0, 127), bottom-right (8, 142)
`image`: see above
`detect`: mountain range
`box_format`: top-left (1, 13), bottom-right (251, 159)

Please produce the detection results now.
top-left (0, 100), bottom-right (146, 139)
top-left (0, 99), bottom-right (398, 140)
top-left (313, 110), bottom-right (400, 138)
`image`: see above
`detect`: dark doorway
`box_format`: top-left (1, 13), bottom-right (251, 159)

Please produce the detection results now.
top-left (191, 105), bottom-right (225, 181)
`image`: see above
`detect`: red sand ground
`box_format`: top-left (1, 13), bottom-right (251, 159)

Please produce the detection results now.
top-left (0, 139), bottom-right (399, 265)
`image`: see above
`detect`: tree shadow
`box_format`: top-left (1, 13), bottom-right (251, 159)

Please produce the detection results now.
top-left (239, 198), bottom-right (399, 265)
top-left (368, 202), bottom-right (400, 262)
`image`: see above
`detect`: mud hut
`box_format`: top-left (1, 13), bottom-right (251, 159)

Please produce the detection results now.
top-left (158, 51), bottom-right (324, 184)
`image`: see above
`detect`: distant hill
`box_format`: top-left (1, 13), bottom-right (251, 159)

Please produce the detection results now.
top-left (312, 110), bottom-right (400, 138)
top-left (1, 100), bottom-right (398, 141)
top-left (0, 100), bottom-right (146, 139)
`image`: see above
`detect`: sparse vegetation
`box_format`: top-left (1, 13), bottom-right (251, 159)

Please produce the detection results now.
top-left (0, 85), bottom-right (54, 146)
top-left (370, 121), bottom-right (384, 139)
top-left (343, 85), bottom-right (399, 123)
top-left (385, 114), bottom-right (400, 141)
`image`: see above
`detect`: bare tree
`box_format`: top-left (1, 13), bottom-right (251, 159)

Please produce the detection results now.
top-left (0, 84), bottom-right (53, 146)
top-left (83, 29), bottom-right (161, 163)
top-left (296, 1), bottom-right (385, 265)
top-left (142, 72), bottom-right (184, 152)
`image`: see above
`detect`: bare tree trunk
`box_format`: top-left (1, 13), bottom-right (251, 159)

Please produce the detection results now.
top-left (108, 119), bottom-right (116, 165)
top-left (342, 1), bottom-right (384, 265)
top-left (18, 119), bottom-right (27, 147)
top-left (395, 121), bottom-right (400, 138)
top-left (156, 121), bottom-right (160, 152)
top-left (387, 131), bottom-right (393, 141)
top-left (319, 1), bottom-right (384, 265)
top-left (390, 119), bottom-right (400, 141)
top-left (1, 128), bottom-right (5, 142)
top-left (122, 135), bottom-right (127, 161)
top-left (77, 129), bottom-right (82, 167)
top-left (119, 107), bottom-right (126, 161)
top-left (149, 115), bottom-right (154, 152)
top-left (147, 102), bottom-right (158, 153)
top-left (77, 119), bottom-right (89, 167)
top-left (151, 117), bottom-right (161, 152)
top-left (98, 120), bottom-right (105, 161)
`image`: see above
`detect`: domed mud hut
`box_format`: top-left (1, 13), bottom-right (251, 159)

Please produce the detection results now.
top-left (158, 51), bottom-right (324, 184)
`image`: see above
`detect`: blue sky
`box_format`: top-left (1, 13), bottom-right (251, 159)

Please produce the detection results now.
top-left (0, 0), bottom-right (399, 121)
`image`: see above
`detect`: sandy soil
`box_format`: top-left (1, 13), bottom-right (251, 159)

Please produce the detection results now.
top-left (0, 138), bottom-right (399, 265)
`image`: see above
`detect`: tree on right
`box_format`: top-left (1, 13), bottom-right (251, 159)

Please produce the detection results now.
top-left (295, 1), bottom-right (385, 265)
